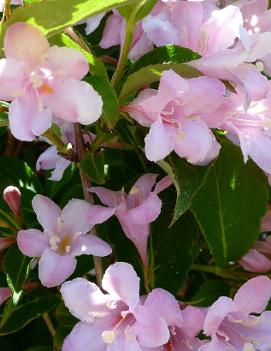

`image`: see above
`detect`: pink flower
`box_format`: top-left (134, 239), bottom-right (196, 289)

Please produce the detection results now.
top-left (61, 262), bottom-right (174, 351)
top-left (3, 186), bottom-right (21, 216)
top-left (199, 276), bottom-right (271, 351)
top-left (17, 195), bottom-right (113, 287)
top-left (0, 22), bottom-right (103, 141)
top-left (222, 86), bottom-right (271, 175)
top-left (0, 0), bottom-right (22, 11)
top-left (91, 174), bottom-right (172, 266)
top-left (123, 70), bottom-right (228, 164)
top-left (140, 288), bottom-right (205, 351)
top-left (0, 288), bottom-right (11, 306)
top-left (240, 205), bottom-right (271, 273)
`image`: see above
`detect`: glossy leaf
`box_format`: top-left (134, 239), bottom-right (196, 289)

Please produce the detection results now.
top-left (191, 141), bottom-right (269, 267)
top-left (79, 151), bottom-right (105, 185)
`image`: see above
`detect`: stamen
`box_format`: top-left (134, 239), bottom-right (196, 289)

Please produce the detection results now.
top-left (49, 235), bottom-right (60, 251)
top-left (102, 330), bottom-right (116, 345)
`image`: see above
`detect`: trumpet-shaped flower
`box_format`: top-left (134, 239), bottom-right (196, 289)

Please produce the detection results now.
top-left (0, 288), bottom-right (11, 306)
top-left (123, 70), bottom-right (228, 164)
top-left (199, 276), bottom-right (271, 351)
top-left (61, 262), bottom-right (174, 351)
top-left (0, 22), bottom-right (103, 141)
top-left (91, 174), bottom-right (172, 265)
top-left (17, 195), bottom-right (113, 287)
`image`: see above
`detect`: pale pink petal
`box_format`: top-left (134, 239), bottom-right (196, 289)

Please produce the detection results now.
top-left (83, 13), bottom-right (106, 35)
top-left (142, 12), bottom-right (179, 47)
top-left (128, 33), bottom-right (154, 61)
top-left (43, 46), bottom-right (89, 80)
top-left (62, 322), bottom-right (106, 351)
top-left (91, 187), bottom-right (122, 208)
top-left (126, 193), bottom-right (162, 225)
top-left (71, 234), bottom-right (112, 257)
top-left (143, 288), bottom-right (182, 327)
top-left (199, 5), bottom-right (243, 54)
top-left (131, 174), bottom-right (158, 198)
top-left (32, 194), bottom-right (61, 233)
top-left (0, 58), bottom-right (26, 101)
top-left (61, 278), bottom-right (109, 323)
top-left (233, 276), bottom-right (271, 315)
top-left (4, 22), bottom-right (49, 66)
top-left (203, 296), bottom-right (235, 336)
top-left (145, 121), bottom-right (175, 162)
top-left (100, 14), bottom-right (122, 48)
top-left (39, 248), bottom-right (76, 287)
top-left (116, 213), bottom-right (149, 265)
top-left (134, 305), bottom-right (170, 348)
top-left (154, 176), bottom-right (172, 194)
top-left (239, 249), bottom-right (271, 273)
top-left (181, 306), bottom-right (205, 338)
top-left (172, 1), bottom-right (203, 51)
top-left (9, 96), bottom-right (52, 141)
top-left (47, 79), bottom-right (102, 125)
top-left (261, 207), bottom-right (271, 232)
top-left (0, 288), bottom-right (11, 305)
top-left (102, 262), bottom-right (140, 310)
top-left (87, 205), bottom-right (115, 225)
top-left (17, 229), bottom-right (49, 257)
top-left (173, 118), bottom-right (220, 165)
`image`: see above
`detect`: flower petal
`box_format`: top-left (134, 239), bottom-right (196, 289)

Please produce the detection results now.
top-left (233, 276), bottom-right (271, 315)
top-left (203, 296), bottom-right (235, 336)
top-left (100, 13), bottom-right (122, 48)
top-left (87, 205), bottom-right (115, 225)
top-left (0, 288), bottom-right (11, 305)
top-left (102, 262), bottom-right (139, 310)
top-left (61, 278), bottom-right (109, 323)
top-left (62, 322), bottom-right (106, 351)
top-left (43, 46), bottom-right (89, 80)
top-left (71, 234), bottom-right (112, 257)
top-left (4, 22), bottom-right (49, 66)
top-left (39, 248), bottom-right (76, 287)
top-left (239, 249), bottom-right (271, 273)
top-left (0, 58), bottom-right (26, 101)
top-left (17, 229), bottom-right (49, 257)
top-left (145, 121), bottom-right (175, 162)
top-left (47, 79), bottom-right (103, 125)
top-left (9, 96), bottom-right (52, 141)
top-left (32, 194), bottom-right (61, 233)
top-left (91, 187), bottom-right (122, 208)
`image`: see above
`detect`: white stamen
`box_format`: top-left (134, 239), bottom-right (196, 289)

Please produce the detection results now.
top-left (49, 235), bottom-right (60, 251)
top-left (102, 330), bottom-right (115, 345)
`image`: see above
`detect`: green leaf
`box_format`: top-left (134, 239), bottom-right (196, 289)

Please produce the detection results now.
top-left (192, 279), bottom-right (231, 307)
top-left (0, 294), bottom-right (59, 335)
top-left (129, 45), bottom-right (201, 75)
top-left (160, 155), bottom-right (210, 225)
top-left (0, 0), bottom-right (140, 43)
top-left (55, 303), bottom-right (77, 328)
top-left (87, 76), bottom-right (119, 129)
top-left (191, 140), bottom-right (269, 267)
top-left (120, 63), bottom-right (201, 103)
top-left (0, 112), bottom-right (8, 128)
top-left (152, 189), bottom-right (199, 294)
top-left (50, 33), bottom-right (107, 78)
top-left (3, 245), bottom-right (30, 302)
top-left (119, 0), bottom-right (157, 21)
top-left (79, 151), bottom-right (105, 184)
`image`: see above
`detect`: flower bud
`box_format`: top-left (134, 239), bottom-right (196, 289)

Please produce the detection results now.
top-left (3, 186), bottom-right (21, 216)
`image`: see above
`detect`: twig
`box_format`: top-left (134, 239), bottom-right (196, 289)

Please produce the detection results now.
top-left (42, 312), bottom-right (56, 337)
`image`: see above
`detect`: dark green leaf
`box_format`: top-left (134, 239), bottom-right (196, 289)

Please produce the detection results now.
top-left (55, 303), bottom-right (77, 328)
top-left (119, 0), bottom-right (157, 21)
top-left (0, 294), bottom-right (59, 335)
top-left (87, 76), bottom-right (119, 128)
top-left (80, 151), bottom-right (105, 184)
top-left (191, 140), bottom-right (269, 267)
top-left (129, 45), bottom-right (201, 75)
top-left (192, 279), bottom-right (231, 307)
top-left (152, 190), bottom-right (199, 294)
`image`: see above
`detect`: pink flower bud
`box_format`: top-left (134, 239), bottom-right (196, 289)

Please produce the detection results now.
top-left (3, 186), bottom-right (21, 216)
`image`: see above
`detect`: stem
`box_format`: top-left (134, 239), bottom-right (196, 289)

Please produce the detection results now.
top-left (1, 0), bottom-right (11, 23)
top-left (43, 128), bottom-right (68, 154)
top-left (143, 265), bottom-right (151, 293)
top-left (192, 264), bottom-right (259, 281)
top-left (42, 312), bottom-right (56, 337)
top-left (111, 3), bottom-right (143, 91)
top-left (74, 123), bottom-right (104, 287)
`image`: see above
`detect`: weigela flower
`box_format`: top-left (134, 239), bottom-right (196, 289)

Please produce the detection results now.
top-left (199, 276), bottom-right (271, 351)
top-left (3, 185), bottom-right (21, 216)
top-left (0, 288), bottom-right (11, 306)
top-left (0, 22), bottom-right (103, 141)
top-left (17, 195), bottom-right (113, 287)
top-left (91, 174), bottom-right (172, 266)
top-left (123, 70), bottom-right (228, 164)
top-left (61, 262), bottom-right (177, 351)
